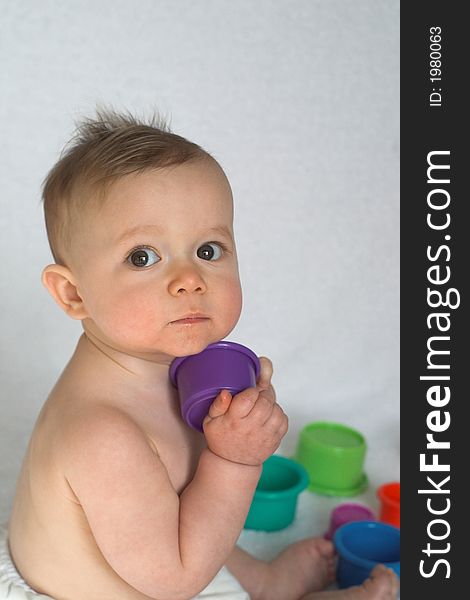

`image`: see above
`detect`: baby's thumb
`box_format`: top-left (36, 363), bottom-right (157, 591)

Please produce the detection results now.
top-left (257, 356), bottom-right (273, 390)
top-left (207, 389), bottom-right (232, 419)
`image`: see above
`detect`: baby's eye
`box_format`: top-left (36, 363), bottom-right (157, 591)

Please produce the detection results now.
top-left (197, 243), bottom-right (223, 261)
top-left (127, 247), bottom-right (160, 268)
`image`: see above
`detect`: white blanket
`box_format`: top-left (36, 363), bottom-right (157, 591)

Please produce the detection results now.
top-left (0, 526), bottom-right (249, 600)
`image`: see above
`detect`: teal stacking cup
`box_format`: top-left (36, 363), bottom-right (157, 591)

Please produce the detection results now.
top-left (294, 422), bottom-right (368, 496)
top-left (244, 455), bottom-right (309, 531)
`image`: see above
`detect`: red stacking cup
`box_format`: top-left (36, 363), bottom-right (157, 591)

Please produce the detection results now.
top-left (377, 482), bottom-right (400, 528)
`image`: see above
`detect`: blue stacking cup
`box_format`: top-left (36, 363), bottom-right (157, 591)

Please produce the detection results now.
top-left (333, 521), bottom-right (400, 588)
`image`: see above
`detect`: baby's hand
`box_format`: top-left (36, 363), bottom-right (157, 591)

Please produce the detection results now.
top-left (202, 357), bottom-right (288, 466)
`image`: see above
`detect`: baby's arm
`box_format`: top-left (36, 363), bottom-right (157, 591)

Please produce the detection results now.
top-left (179, 377), bottom-right (286, 586)
top-left (63, 376), bottom-right (286, 599)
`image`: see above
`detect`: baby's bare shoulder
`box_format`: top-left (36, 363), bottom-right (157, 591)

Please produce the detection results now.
top-left (60, 402), bottom-right (159, 466)
top-left (59, 401), bottom-right (175, 512)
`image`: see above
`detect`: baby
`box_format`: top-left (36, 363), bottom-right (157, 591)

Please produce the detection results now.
top-left (7, 109), bottom-right (398, 600)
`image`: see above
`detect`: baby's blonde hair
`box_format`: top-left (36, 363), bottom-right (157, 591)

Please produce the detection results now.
top-left (42, 106), bottom-right (209, 265)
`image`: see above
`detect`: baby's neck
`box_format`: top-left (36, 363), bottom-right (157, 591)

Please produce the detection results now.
top-left (77, 330), bottom-right (173, 393)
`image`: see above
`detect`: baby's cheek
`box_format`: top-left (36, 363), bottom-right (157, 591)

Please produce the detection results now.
top-left (100, 290), bottom-right (161, 344)
top-left (218, 278), bottom-right (243, 329)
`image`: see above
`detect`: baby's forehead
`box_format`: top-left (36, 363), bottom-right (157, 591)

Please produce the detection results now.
top-left (80, 161), bottom-right (232, 234)
top-left (102, 157), bottom-right (229, 197)
top-left (102, 160), bottom-right (232, 210)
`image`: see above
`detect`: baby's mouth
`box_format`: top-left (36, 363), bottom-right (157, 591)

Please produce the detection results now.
top-left (169, 313), bottom-right (210, 325)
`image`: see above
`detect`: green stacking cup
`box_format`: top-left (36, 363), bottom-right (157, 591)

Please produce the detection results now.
top-left (244, 455), bottom-right (309, 531)
top-left (294, 422), bottom-right (368, 496)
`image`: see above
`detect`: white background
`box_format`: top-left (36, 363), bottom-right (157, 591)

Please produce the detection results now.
top-left (0, 0), bottom-right (399, 547)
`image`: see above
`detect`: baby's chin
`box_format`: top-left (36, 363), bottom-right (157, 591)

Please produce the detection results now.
top-left (160, 323), bottom-right (237, 359)
top-left (98, 321), bottom-right (236, 363)
top-left (163, 337), bottom-right (221, 360)
top-left (113, 337), bottom-right (218, 364)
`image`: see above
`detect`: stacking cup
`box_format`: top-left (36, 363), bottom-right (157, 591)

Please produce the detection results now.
top-left (244, 455), bottom-right (309, 531)
top-left (334, 521), bottom-right (400, 588)
top-left (377, 482), bottom-right (400, 528)
top-left (324, 503), bottom-right (375, 540)
top-left (169, 341), bottom-right (260, 432)
top-left (294, 422), bottom-right (368, 496)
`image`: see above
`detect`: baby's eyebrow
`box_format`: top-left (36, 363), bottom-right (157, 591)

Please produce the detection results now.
top-left (115, 224), bottom-right (233, 245)
top-left (116, 224), bottom-right (163, 244)
top-left (206, 225), bottom-right (233, 239)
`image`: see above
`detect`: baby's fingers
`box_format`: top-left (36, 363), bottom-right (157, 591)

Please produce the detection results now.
top-left (207, 389), bottom-right (232, 419)
top-left (228, 387), bottom-right (259, 419)
top-left (247, 388), bottom-right (276, 424)
top-left (265, 404), bottom-right (289, 436)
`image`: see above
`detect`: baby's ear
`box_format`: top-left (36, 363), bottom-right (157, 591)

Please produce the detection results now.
top-left (41, 264), bottom-right (88, 320)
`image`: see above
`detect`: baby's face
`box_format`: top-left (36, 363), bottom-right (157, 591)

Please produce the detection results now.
top-left (71, 158), bottom-right (242, 363)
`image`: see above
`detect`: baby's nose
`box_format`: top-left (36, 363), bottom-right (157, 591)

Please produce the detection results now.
top-left (167, 265), bottom-right (207, 296)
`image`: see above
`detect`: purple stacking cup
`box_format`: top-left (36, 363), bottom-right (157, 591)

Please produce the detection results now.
top-left (324, 503), bottom-right (376, 540)
top-left (169, 341), bottom-right (261, 432)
